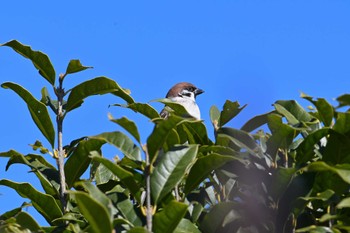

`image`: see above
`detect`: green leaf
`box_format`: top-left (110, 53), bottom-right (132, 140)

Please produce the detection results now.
top-left (268, 167), bottom-right (296, 201)
top-left (1, 40), bottom-right (55, 85)
top-left (65, 76), bottom-right (134, 112)
top-left (337, 197), bottom-right (350, 209)
top-left (274, 100), bottom-right (313, 123)
top-left (220, 100), bottom-right (246, 127)
top-left (127, 227), bottom-right (150, 233)
top-left (333, 112), bottom-right (350, 134)
top-left (182, 121), bottom-right (211, 145)
top-left (1, 82), bottom-right (55, 147)
top-left (174, 219), bottom-right (201, 233)
top-left (153, 200), bottom-right (188, 233)
top-left (14, 211), bottom-right (42, 232)
top-left (303, 161), bottom-right (350, 184)
top-left (336, 94), bottom-right (350, 108)
top-left (153, 98), bottom-right (193, 118)
top-left (210, 105), bottom-right (220, 130)
top-left (147, 115), bottom-right (188, 163)
top-left (267, 113), bottom-right (297, 159)
top-left (241, 112), bottom-right (272, 132)
top-left (301, 93), bottom-right (334, 127)
top-left (65, 59), bottom-right (92, 75)
top-left (0, 180), bottom-right (62, 224)
top-left (199, 202), bottom-right (237, 233)
top-left (151, 145), bottom-right (198, 203)
top-left (116, 194), bottom-right (143, 227)
top-left (72, 191), bottom-right (112, 233)
top-left (109, 114), bottom-right (141, 144)
top-left (296, 128), bottom-right (330, 165)
top-left (65, 138), bottom-right (105, 188)
top-left (90, 131), bottom-right (141, 161)
top-left (113, 102), bottom-right (160, 120)
top-left (184, 154), bottom-right (237, 194)
top-left (91, 155), bottom-right (141, 202)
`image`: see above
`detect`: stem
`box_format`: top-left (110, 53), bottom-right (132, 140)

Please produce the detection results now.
top-left (144, 145), bottom-right (152, 232)
top-left (56, 75), bottom-right (67, 213)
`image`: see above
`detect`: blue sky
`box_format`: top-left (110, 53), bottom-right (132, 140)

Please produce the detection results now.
top-left (1, 1), bottom-right (350, 225)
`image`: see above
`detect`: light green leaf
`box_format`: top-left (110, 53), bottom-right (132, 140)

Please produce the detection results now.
top-left (301, 93), bottom-right (334, 127)
top-left (109, 114), bottom-right (141, 144)
top-left (333, 112), bottom-right (350, 134)
top-left (65, 59), bottom-right (92, 75)
top-left (72, 191), bottom-right (112, 233)
top-left (241, 112), bottom-right (272, 132)
top-left (0, 180), bottom-right (62, 224)
top-left (303, 161), bottom-right (350, 184)
top-left (116, 195), bottom-right (143, 227)
top-left (153, 200), bottom-right (188, 233)
top-left (153, 98), bottom-right (192, 118)
top-left (65, 138), bottom-right (105, 188)
top-left (1, 40), bottom-right (55, 85)
top-left (220, 100), bottom-right (246, 127)
top-left (65, 76), bottom-right (134, 112)
top-left (1, 82), bottom-right (55, 147)
top-left (151, 145), bottom-right (198, 204)
top-left (90, 131), bottom-right (141, 161)
top-left (14, 211), bottom-right (42, 232)
top-left (209, 105), bottom-right (220, 130)
top-left (337, 197), bottom-right (350, 209)
top-left (184, 154), bottom-right (237, 194)
top-left (274, 100), bottom-right (313, 123)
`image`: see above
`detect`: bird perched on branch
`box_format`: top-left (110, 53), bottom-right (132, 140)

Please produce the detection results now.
top-left (160, 82), bottom-right (204, 120)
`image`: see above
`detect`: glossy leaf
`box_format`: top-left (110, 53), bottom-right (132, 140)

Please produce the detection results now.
top-left (13, 211), bottom-right (42, 232)
top-left (116, 194), bottom-right (143, 227)
top-left (109, 114), bottom-right (141, 144)
top-left (65, 138), bottom-right (105, 188)
top-left (1, 40), bottom-right (55, 85)
top-left (90, 131), bottom-right (141, 161)
top-left (337, 197), bottom-right (350, 209)
top-left (147, 115), bottom-right (187, 163)
top-left (153, 98), bottom-right (192, 118)
top-left (336, 94), bottom-right (350, 108)
top-left (274, 100), bottom-right (313, 123)
top-left (65, 59), bottom-right (92, 75)
top-left (91, 155), bottom-right (141, 201)
top-left (333, 112), bottom-right (350, 134)
top-left (0, 180), bottom-right (62, 224)
top-left (73, 191), bottom-right (112, 233)
top-left (1, 82), bottom-right (55, 147)
top-left (184, 153), bottom-right (237, 194)
top-left (65, 76), bottom-right (134, 112)
top-left (151, 145), bottom-right (198, 203)
top-left (153, 200), bottom-right (188, 233)
top-left (220, 100), bottom-right (246, 127)
top-left (113, 102), bottom-right (160, 119)
top-left (181, 121), bottom-right (211, 145)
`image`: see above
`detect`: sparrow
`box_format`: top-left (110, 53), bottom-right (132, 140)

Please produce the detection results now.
top-left (160, 82), bottom-right (204, 120)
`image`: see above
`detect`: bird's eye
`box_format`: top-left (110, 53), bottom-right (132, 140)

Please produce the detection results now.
top-left (180, 89), bottom-right (192, 97)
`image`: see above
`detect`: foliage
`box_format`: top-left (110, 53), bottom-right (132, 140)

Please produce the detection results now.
top-left (1, 40), bottom-right (350, 232)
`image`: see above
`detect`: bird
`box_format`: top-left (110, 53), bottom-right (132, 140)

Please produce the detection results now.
top-left (160, 82), bottom-right (204, 120)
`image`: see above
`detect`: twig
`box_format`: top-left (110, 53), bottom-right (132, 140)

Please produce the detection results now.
top-left (143, 145), bottom-right (152, 232)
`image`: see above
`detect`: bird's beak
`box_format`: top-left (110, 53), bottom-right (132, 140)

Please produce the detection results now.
top-left (194, 88), bottom-right (204, 96)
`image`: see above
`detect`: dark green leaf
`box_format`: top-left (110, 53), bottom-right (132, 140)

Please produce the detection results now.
top-left (220, 100), bottom-right (246, 127)
top-left (241, 111), bottom-right (272, 132)
top-left (1, 82), bottom-right (55, 147)
top-left (65, 76), bottom-right (134, 112)
top-left (147, 116), bottom-right (188, 163)
top-left (153, 200), bottom-right (188, 233)
top-left (174, 219), bottom-right (201, 233)
top-left (296, 128), bottom-right (330, 165)
top-left (109, 114), bottom-right (141, 144)
top-left (112, 102), bottom-right (160, 119)
top-left (199, 202), bottom-right (237, 233)
top-left (184, 154), bottom-right (237, 194)
top-left (1, 40), bottom-right (55, 85)
top-left (301, 93), bottom-right (334, 127)
top-left (91, 156), bottom-right (141, 202)
top-left (182, 121), bottom-right (211, 145)
top-left (90, 131), bottom-right (141, 161)
top-left (151, 145), bottom-right (198, 203)
top-left (337, 197), bottom-right (350, 209)
top-left (127, 227), bottom-right (150, 233)
top-left (268, 167), bottom-right (296, 201)
top-left (333, 112), bottom-right (350, 134)
top-left (65, 59), bottom-right (92, 75)
top-left (72, 191), bottom-right (112, 233)
top-left (303, 161), bottom-right (350, 184)
top-left (336, 94), bottom-right (350, 108)
top-left (116, 195), bottom-right (143, 227)
top-left (14, 211), bottom-right (42, 232)
top-left (0, 180), bottom-right (62, 224)
top-left (65, 138), bottom-right (105, 188)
